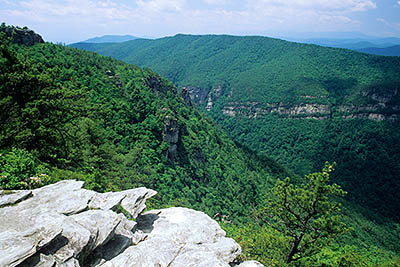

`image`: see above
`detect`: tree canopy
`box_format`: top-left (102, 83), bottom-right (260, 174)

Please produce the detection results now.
top-left (260, 163), bottom-right (348, 263)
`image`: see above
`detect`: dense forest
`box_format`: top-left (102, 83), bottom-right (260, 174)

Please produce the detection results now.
top-left (0, 29), bottom-right (291, 221)
top-left (1, 26), bottom-right (400, 265)
top-left (72, 34), bottom-right (400, 222)
top-left (357, 45), bottom-right (400, 56)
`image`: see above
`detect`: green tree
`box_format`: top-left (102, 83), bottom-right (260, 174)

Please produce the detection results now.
top-left (0, 32), bottom-right (84, 166)
top-left (259, 162), bottom-right (348, 264)
top-left (0, 148), bottom-right (50, 190)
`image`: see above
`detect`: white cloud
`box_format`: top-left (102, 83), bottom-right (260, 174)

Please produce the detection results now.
top-left (0, 0), bottom-right (389, 42)
top-left (203, 0), bottom-right (228, 5)
top-left (136, 0), bottom-right (186, 13)
top-left (248, 0), bottom-right (376, 12)
top-left (7, 0), bottom-right (135, 21)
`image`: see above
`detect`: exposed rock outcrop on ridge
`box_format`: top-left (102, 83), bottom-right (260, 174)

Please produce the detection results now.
top-left (0, 24), bottom-right (45, 46)
top-left (0, 180), bottom-right (263, 267)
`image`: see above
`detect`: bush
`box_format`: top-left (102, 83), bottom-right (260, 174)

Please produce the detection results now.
top-left (0, 148), bottom-right (50, 190)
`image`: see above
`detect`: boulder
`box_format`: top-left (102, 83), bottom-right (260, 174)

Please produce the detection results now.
top-left (101, 207), bottom-right (243, 267)
top-left (71, 210), bottom-right (122, 251)
top-left (237, 260), bottom-right (266, 267)
top-left (0, 181), bottom-right (264, 267)
top-left (120, 187), bottom-right (157, 219)
top-left (0, 190), bottom-right (32, 207)
top-left (0, 226), bottom-right (62, 267)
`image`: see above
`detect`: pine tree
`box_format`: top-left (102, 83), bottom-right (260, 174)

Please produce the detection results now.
top-left (260, 162), bottom-right (349, 264)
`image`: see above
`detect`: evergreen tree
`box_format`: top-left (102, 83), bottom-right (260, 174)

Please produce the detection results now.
top-left (259, 162), bottom-right (348, 263)
top-left (0, 32), bottom-right (84, 166)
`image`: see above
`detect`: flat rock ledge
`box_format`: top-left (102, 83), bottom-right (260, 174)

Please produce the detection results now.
top-left (0, 180), bottom-right (263, 267)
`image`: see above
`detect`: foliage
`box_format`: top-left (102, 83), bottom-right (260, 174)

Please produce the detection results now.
top-left (76, 34), bottom-right (400, 258)
top-left (0, 148), bottom-right (50, 190)
top-left (0, 32), bottom-right (284, 222)
top-left (223, 221), bottom-right (400, 266)
top-left (72, 34), bottom-right (400, 223)
top-left (0, 31), bottom-right (85, 167)
top-left (222, 222), bottom-right (290, 266)
top-left (2, 28), bottom-right (399, 264)
top-left (258, 163), bottom-right (348, 263)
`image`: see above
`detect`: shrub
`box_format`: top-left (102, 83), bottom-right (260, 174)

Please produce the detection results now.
top-left (0, 148), bottom-right (50, 190)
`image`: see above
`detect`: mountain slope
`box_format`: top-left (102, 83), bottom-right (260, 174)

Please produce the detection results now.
top-left (71, 34), bottom-right (400, 222)
top-left (284, 36), bottom-right (400, 50)
top-left (357, 45), bottom-right (400, 56)
top-left (3, 28), bottom-right (400, 264)
top-left (1, 33), bottom-right (292, 223)
top-left (82, 34), bottom-right (138, 43)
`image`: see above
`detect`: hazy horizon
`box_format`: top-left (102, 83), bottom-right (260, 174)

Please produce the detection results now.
top-left (1, 0), bottom-right (400, 43)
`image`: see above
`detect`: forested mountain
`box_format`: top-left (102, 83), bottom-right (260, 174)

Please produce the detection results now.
top-left (1, 31), bottom-right (292, 222)
top-left (291, 37), bottom-right (400, 50)
top-left (357, 45), bottom-right (400, 56)
top-left (71, 34), bottom-right (400, 224)
top-left (82, 35), bottom-right (139, 43)
top-left (2, 27), bottom-right (400, 265)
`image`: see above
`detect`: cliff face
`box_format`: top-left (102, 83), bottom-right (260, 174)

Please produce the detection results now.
top-left (0, 24), bottom-right (45, 46)
top-left (187, 86), bottom-right (400, 121)
top-left (222, 102), bottom-right (331, 120)
top-left (0, 181), bottom-right (263, 267)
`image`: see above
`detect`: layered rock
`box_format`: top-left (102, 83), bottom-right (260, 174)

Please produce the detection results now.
top-left (222, 102), bottom-right (331, 119)
top-left (0, 181), bottom-right (263, 267)
top-left (221, 100), bottom-right (400, 121)
top-left (181, 87), bottom-right (193, 106)
top-left (337, 104), bottom-right (400, 121)
top-left (101, 208), bottom-right (242, 267)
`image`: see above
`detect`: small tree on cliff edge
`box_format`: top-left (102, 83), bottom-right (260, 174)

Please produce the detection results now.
top-left (260, 162), bottom-right (349, 264)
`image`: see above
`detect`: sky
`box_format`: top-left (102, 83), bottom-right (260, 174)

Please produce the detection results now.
top-left (1, 0), bottom-right (400, 43)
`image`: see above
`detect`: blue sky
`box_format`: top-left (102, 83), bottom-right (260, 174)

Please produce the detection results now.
top-left (1, 0), bottom-right (399, 43)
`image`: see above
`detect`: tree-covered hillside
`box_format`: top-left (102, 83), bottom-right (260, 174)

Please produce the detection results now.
top-left (72, 34), bottom-right (400, 222)
top-left (2, 28), bottom-right (400, 265)
top-left (357, 45), bottom-right (400, 56)
top-left (1, 32), bottom-right (292, 222)
top-left (82, 35), bottom-right (139, 44)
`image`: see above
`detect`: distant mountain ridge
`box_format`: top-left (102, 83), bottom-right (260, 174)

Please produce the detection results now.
top-left (288, 37), bottom-right (400, 50)
top-left (70, 34), bottom-right (400, 223)
top-left (82, 34), bottom-right (139, 43)
top-left (357, 45), bottom-right (400, 56)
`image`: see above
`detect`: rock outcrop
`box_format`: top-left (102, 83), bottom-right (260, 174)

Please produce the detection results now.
top-left (0, 181), bottom-right (263, 267)
top-left (0, 24), bottom-right (45, 46)
top-left (163, 115), bottom-right (180, 161)
top-left (182, 85), bottom-right (226, 111)
top-left (182, 86), bottom-right (211, 106)
top-left (206, 85), bottom-right (226, 111)
top-left (221, 100), bottom-right (400, 121)
top-left (181, 87), bottom-right (193, 106)
top-left (222, 102), bottom-right (331, 120)
top-left (183, 82), bottom-right (400, 121)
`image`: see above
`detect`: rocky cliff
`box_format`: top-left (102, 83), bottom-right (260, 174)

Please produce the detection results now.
top-left (0, 181), bottom-right (263, 267)
top-left (0, 24), bottom-right (45, 46)
top-left (185, 85), bottom-right (400, 121)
